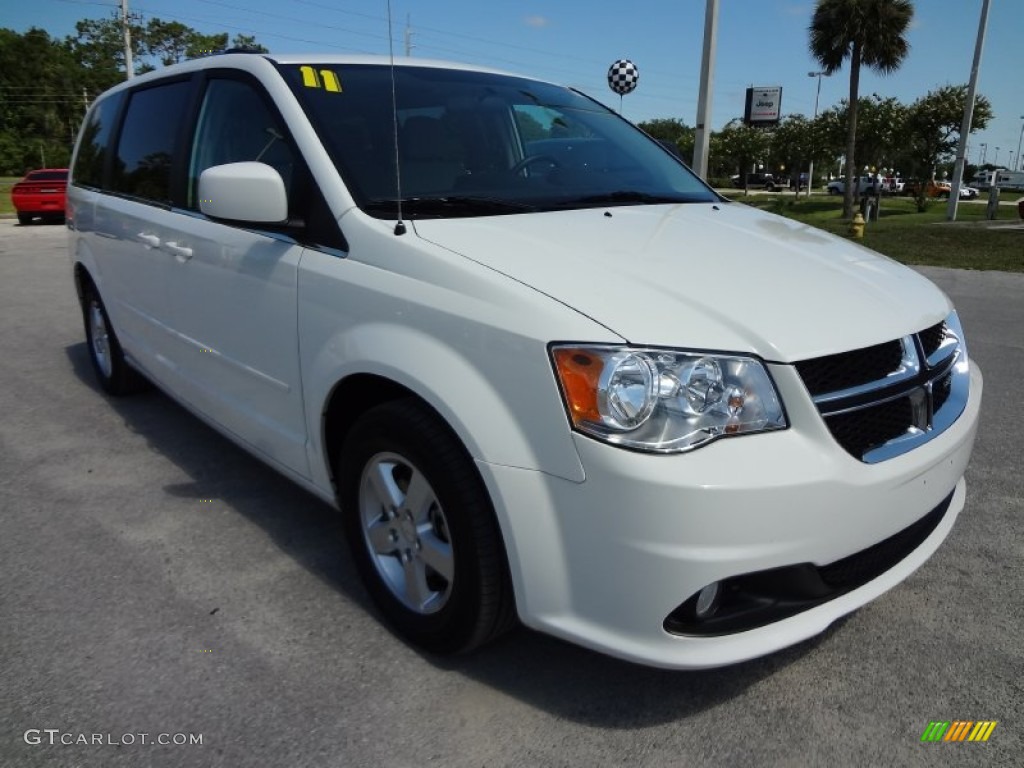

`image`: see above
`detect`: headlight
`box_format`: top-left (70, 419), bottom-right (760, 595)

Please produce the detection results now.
top-left (551, 345), bottom-right (787, 453)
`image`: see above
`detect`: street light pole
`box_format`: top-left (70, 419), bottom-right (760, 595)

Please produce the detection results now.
top-left (806, 71), bottom-right (827, 195)
top-left (980, 143), bottom-right (987, 164)
top-left (691, 0), bottom-right (719, 180)
top-left (1016, 116), bottom-right (1024, 170)
top-left (993, 147), bottom-right (1000, 166)
top-left (947, 0), bottom-right (990, 220)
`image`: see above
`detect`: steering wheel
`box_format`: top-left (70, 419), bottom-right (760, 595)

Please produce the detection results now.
top-left (509, 154), bottom-right (560, 176)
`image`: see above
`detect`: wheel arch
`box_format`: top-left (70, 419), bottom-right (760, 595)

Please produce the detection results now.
top-left (306, 322), bottom-right (586, 499)
top-left (73, 261), bottom-right (95, 306)
top-left (321, 373), bottom-right (425, 496)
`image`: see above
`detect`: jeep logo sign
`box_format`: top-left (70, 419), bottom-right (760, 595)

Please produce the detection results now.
top-left (744, 86), bottom-right (782, 125)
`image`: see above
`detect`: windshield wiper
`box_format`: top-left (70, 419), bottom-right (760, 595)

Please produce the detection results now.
top-left (559, 190), bottom-right (693, 207)
top-left (364, 196), bottom-right (537, 218)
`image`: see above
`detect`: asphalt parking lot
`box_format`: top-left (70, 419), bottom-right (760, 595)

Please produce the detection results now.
top-left (0, 218), bottom-right (1020, 767)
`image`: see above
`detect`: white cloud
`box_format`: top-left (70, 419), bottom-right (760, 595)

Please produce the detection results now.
top-left (524, 16), bottom-right (549, 28)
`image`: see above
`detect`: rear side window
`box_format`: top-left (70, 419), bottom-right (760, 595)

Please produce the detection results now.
top-left (111, 81), bottom-right (192, 203)
top-left (28, 170), bottom-right (69, 182)
top-left (72, 92), bottom-right (124, 190)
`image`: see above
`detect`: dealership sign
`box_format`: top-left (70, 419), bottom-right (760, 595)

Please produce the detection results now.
top-left (744, 86), bottom-right (782, 125)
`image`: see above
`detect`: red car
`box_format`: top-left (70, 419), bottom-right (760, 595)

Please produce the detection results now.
top-left (11, 168), bottom-right (68, 224)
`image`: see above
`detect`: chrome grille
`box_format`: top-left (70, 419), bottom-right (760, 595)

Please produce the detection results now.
top-left (795, 340), bottom-right (903, 397)
top-left (918, 320), bottom-right (948, 359)
top-left (795, 312), bottom-right (970, 463)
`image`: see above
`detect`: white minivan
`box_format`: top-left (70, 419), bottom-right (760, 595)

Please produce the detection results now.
top-left (68, 53), bottom-right (982, 669)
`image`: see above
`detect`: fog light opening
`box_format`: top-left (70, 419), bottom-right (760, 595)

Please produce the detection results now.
top-left (695, 582), bottom-right (720, 619)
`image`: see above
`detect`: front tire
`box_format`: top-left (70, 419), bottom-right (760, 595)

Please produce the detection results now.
top-left (82, 283), bottom-right (149, 396)
top-left (339, 400), bottom-right (516, 654)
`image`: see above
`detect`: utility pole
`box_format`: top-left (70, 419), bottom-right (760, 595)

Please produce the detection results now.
top-left (1016, 116), bottom-right (1024, 171)
top-left (947, 0), bottom-right (990, 220)
top-left (121, 0), bottom-right (134, 79)
top-left (691, 0), bottom-right (719, 180)
top-left (806, 71), bottom-right (828, 196)
top-left (404, 14), bottom-right (414, 57)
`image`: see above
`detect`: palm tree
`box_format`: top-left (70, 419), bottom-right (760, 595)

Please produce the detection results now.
top-left (809, 0), bottom-right (913, 218)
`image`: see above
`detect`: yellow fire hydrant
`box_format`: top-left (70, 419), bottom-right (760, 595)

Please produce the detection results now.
top-left (849, 212), bottom-right (866, 239)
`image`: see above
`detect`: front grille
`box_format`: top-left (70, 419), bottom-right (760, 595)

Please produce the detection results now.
top-left (825, 397), bottom-right (913, 459)
top-left (794, 314), bottom-right (968, 463)
top-left (918, 321), bottom-right (948, 358)
top-left (932, 371), bottom-right (953, 413)
top-left (795, 339), bottom-right (903, 397)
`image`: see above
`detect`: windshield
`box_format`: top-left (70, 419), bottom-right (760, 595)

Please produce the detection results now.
top-left (280, 63), bottom-right (718, 218)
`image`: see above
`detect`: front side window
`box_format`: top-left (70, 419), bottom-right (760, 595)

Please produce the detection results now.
top-left (111, 81), bottom-right (192, 202)
top-left (281, 64), bottom-right (718, 219)
top-left (188, 78), bottom-right (298, 211)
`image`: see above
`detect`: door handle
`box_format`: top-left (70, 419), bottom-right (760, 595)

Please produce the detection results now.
top-left (165, 242), bottom-right (193, 262)
top-left (137, 233), bottom-right (160, 248)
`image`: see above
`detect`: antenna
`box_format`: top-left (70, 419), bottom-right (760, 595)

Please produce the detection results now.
top-left (387, 0), bottom-right (406, 236)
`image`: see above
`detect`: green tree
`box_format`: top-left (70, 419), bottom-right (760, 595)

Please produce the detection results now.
top-left (66, 15), bottom-right (145, 86)
top-left (230, 34), bottom-right (269, 53)
top-left (766, 114), bottom-right (812, 185)
top-left (715, 121), bottom-right (772, 191)
top-left (0, 27), bottom-right (83, 173)
top-left (815, 95), bottom-right (909, 178)
top-left (637, 118), bottom-right (694, 159)
top-left (809, 0), bottom-right (913, 217)
top-left (144, 19), bottom-right (196, 65)
top-left (900, 85), bottom-right (992, 211)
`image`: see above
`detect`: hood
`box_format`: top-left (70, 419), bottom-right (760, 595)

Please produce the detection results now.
top-left (412, 202), bottom-right (951, 363)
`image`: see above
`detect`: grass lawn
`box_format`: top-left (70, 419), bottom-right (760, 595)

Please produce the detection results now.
top-left (731, 192), bottom-right (1023, 273)
top-left (0, 177), bottom-right (17, 215)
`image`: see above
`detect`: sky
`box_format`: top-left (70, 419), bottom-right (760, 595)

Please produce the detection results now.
top-left (5, 0), bottom-right (1023, 169)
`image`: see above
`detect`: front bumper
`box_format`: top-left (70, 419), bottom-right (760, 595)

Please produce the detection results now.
top-left (477, 363), bottom-right (982, 669)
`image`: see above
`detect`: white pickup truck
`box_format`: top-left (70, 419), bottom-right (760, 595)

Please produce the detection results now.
top-left (826, 175), bottom-right (880, 195)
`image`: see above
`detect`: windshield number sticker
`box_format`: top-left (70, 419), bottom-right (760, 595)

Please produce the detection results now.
top-left (299, 66), bottom-right (342, 93)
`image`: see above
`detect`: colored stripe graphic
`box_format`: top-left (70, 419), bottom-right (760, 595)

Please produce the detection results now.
top-left (920, 720), bottom-right (996, 742)
top-left (944, 721), bottom-right (972, 741)
top-left (968, 722), bottom-right (997, 742)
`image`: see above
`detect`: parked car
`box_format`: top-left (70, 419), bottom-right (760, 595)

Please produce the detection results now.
top-left (68, 52), bottom-right (982, 670)
top-left (881, 176), bottom-right (904, 194)
top-left (11, 168), bottom-right (68, 224)
top-left (957, 185), bottom-right (979, 199)
top-left (905, 179), bottom-right (950, 198)
top-left (729, 172), bottom-right (787, 191)
top-left (826, 175), bottom-right (879, 196)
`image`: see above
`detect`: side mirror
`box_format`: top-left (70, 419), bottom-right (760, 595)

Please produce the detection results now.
top-left (198, 162), bottom-right (287, 224)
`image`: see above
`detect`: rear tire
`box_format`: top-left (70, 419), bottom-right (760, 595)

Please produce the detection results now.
top-left (339, 399), bottom-right (516, 654)
top-left (82, 283), bottom-right (150, 396)
top-left (17, 213), bottom-right (31, 225)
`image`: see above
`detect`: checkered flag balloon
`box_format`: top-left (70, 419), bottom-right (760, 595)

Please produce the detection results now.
top-left (607, 59), bottom-right (639, 95)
